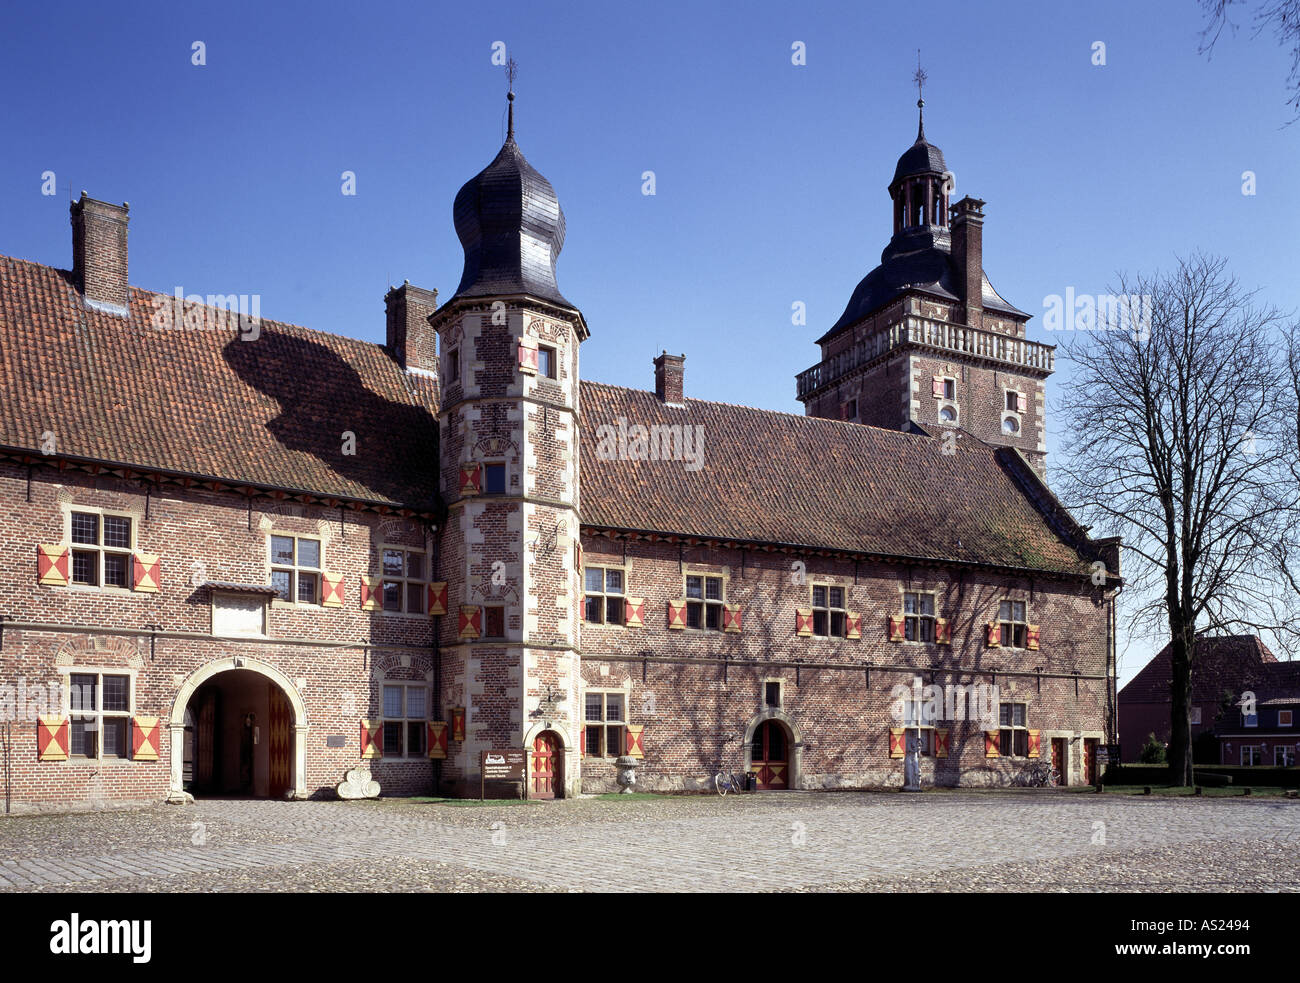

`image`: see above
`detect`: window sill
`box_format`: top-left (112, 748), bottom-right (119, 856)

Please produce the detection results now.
top-left (271, 600), bottom-right (324, 611)
top-left (64, 584), bottom-right (139, 596)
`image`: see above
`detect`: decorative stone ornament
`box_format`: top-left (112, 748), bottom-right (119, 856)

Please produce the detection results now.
top-left (338, 766), bottom-right (380, 800)
top-left (614, 755), bottom-right (638, 793)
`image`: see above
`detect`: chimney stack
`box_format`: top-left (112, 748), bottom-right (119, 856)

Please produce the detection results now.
top-left (384, 281), bottom-right (439, 374)
top-left (950, 196), bottom-right (985, 328)
top-left (70, 192), bottom-right (130, 316)
top-left (654, 351), bottom-right (685, 405)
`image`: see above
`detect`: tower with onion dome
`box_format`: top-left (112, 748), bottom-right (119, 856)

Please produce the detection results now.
top-left (795, 69), bottom-right (1053, 470)
top-left (430, 68), bottom-right (587, 798)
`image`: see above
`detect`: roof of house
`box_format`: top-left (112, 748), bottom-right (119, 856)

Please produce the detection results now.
top-left (1118, 634), bottom-right (1284, 705)
top-left (577, 381), bottom-right (1111, 577)
top-left (0, 255), bottom-right (441, 511)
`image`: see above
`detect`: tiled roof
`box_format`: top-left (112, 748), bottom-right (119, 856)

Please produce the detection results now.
top-left (577, 381), bottom-right (1110, 577)
top-left (1118, 635), bottom-right (1283, 704)
top-left (0, 256), bottom-right (440, 511)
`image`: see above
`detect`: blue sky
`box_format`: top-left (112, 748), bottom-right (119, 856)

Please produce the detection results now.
top-left (3, 0), bottom-right (1296, 685)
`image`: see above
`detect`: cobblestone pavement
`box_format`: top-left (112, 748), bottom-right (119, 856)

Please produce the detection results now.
top-left (1, 790), bottom-right (1297, 892)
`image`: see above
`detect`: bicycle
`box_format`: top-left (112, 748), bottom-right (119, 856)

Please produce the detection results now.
top-left (1015, 759), bottom-right (1060, 787)
top-left (713, 763), bottom-right (750, 796)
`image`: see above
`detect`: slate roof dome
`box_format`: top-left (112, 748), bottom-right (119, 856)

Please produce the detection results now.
top-left (450, 97), bottom-right (573, 309)
top-left (891, 133), bottom-right (947, 186)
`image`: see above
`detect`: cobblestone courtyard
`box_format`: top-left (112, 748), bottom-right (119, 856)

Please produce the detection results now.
top-left (1, 790), bottom-right (1298, 893)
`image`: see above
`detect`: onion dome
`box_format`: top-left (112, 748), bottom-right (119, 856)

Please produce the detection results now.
top-left (449, 91), bottom-right (573, 309)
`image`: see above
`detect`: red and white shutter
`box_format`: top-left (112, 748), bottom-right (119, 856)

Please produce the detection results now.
top-left (38, 545), bottom-right (70, 586)
top-left (624, 597), bottom-right (645, 628)
top-left (132, 716), bottom-right (161, 761)
top-left (888, 616), bottom-right (906, 643)
top-left (37, 715), bottom-right (69, 761)
top-left (518, 339), bottom-right (539, 374)
top-left (795, 608), bottom-right (814, 637)
top-left (625, 724), bottom-right (645, 759)
top-left (427, 582), bottom-right (448, 617)
top-left (934, 618), bottom-right (952, 645)
top-left (932, 376), bottom-right (945, 399)
top-left (1026, 624), bottom-right (1041, 650)
top-left (458, 605), bottom-right (482, 639)
top-left (986, 623), bottom-right (1001, 647)
top-left (1027, 730), bottom-right (1041, 759)
top-left (723, 604), bottom-right (743, 633)
top-left (320, 572), bottom-right (344, 608)
top-left (360, 719), bottom-right (382, 759)
top-left (889, 727), bottom-right (906, 759)
top-left (427, 721), bottom-right (448, 759)
top-left (934, 728), bottom-right (951, 758)
top-left (459, 463), bottom-right (482, 496)
top-left (360, 576), bottom-right (382, 611)
top-left (666, 599), bottom-right (687, 630)
top-left (132, 553), bottom-right (160, 592)
top-left (1016, 392), bottom-right (1029, 413)
top-left (984, 731), bottom-right (1001, 758)
top-left (845, 611), bottom-right (862, 640)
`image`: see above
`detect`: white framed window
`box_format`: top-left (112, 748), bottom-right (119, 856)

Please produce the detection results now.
top-left (1241, 745), bottom-right (1262, 766)
top-left (69, 509), bottom-right (135, 589)
top-left (1243, 710), bottom-right (1259, 728)
top-left (584, 691), bottom-right (626, 758)
top-left (68, 671), bottom-right (133, 759)
top-left (584, 566), bottom-right (626, 625)
top-left (903, 591), bottom-right (936, 642)
top-left (998, 600), bottom-right (1028, 648)
top-left (764, 679), bottom-right (783, 708)
top-left (483, 462), bottom-right (507, 495)
top-left (998, 702), bottom-right (1029, 757)
top-left (270, 534), bottom-right (321, 604)
top-left (1280, 710), bottom-right (1293, 727)
top-left (938, 403), bottom-right (958, 425)
top-left (1275, 746), bottom-right (1295, 767)
top-left (538, 344), bottom-right (557, 379)
top-left (212, 591), bottom-right (268, 637)
top-left (811, 584), bottom-right (846, 637)
top-left (685, 574), bottom-right (725, 630)
top-left (382, 683), bottom-right (429, 758)
top-left (381, 546), bottom-right (427, 614)
top-left (942, 377), bottom-right (956, 401)
top-left (901, 699), bottom-right (934, 756)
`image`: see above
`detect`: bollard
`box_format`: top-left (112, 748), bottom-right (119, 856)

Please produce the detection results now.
top-left (1244, 787), bottom-right (1252, 796)
top-left (1143, 786), bottom-right (1151, 795)
top-left (1194, 786), bottom-right (1202, 796)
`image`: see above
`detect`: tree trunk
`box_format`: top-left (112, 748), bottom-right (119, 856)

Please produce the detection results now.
top-left (1167, 628), bottom-right (1195, 785)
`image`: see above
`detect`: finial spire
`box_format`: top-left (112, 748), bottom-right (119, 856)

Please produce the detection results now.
top-left (912, 50), bottom-right (928, 141)
top-left (505, 57), bottom-right (518, 140)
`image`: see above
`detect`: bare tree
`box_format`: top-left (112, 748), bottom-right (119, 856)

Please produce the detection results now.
top-left (1198, 0), bottom-right (1300, 119)
top-left (1054, 253), bottom-right (1300, 785)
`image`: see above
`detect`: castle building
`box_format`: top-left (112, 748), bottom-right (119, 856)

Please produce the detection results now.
top-left (0, 92), bottom-right (1119, 808)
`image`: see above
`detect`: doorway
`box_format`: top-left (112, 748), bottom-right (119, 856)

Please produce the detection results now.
top-left (1083, 738), bottom-right (1098, 785)
top-left (750, 720), bottom-right (790, 789)
top-left (530, 730), bottom-right (563, 799)
top-left (186, 669), bottom-right (294, 798)
top-left (1051, 737), bottom-right (1069, 787)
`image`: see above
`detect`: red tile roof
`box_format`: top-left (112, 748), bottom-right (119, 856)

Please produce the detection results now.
top-left (0, 255), bottom-right (440, 510)
top-left (577, 381), bottom-right (1111, 577)
top-left (1119, 634), bottom-right (1282, 704)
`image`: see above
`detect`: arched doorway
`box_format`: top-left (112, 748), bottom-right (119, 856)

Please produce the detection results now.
top-left (751, 720), bottom-right (790, 789)
top-left (530, 730), bottom-right (564, 799)
top-left (169, 657), bottom-right (307, 802)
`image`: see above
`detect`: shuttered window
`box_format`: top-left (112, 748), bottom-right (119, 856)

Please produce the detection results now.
top-left (70, 511), bottom-right (134, 588)
top-left (998, 601), bottom-right (1028, 648)
top-left (380, 546), bottom-right (427, 614)
top-left (584, 567), bottom-right (626, 625)
top-left (382, 684), bottom-right (429, 758)
top-left (270, 535), bottom-right (321, 604)
top-left (811, 584), bottom-right (846, 637)
top-left (584, 692), bottom-right (626, 758)
top-left (903, 591), bottom-right (936, 642)
top-left (998, 702), bottom-right (1029, 757)
top-left (69, 672), bottom-right (132, 759)
top-left (686, 575), bottom-right (724, 630)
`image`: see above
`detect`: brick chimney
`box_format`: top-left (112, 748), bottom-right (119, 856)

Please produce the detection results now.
top-left (70, 192), bottom-right (129, 316)
top-left (950, 196), bottom-right (985, 328)
top-left (384, 281), bottom-right (439, 374)
top-left (654, 351), bottom-right (685, 406)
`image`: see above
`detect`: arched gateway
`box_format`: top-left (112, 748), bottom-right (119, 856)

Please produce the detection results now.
top-left (167, 657), bottom-right (308, 802)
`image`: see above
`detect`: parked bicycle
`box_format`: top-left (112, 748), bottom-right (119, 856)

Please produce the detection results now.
top-left (712, 732), bottom-right (751, 796)
top-left (1013, 759), bottom-right (1060, 787)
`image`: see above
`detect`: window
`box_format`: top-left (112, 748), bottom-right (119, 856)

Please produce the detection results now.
top-left (1002, 415), bottom-right (1021, 435)
top-left (901, 699), bottom-right (934, 756)
top-left (537, 345), bottom-right (556, 379)
top-left (903, 591), bottom-right (936, 642)
top-left (69, 511), bottom-right (133, 588)
top-left (584, 692), bottom-right (625, 757)
top-left (484, 463), bottom-right (507, 495)
top-left (382, 684), bottom-right (428, 758)
top-left (1276, 746), bottom-right (1295, 767)
top-left (1243, 709), bottom-right (1258, 727)
top-left (381, 547), bottom-right (427, 614)
top-left (1241, 745), bottom-right (1262, 766)
top-left (1280, 710), bottom-right (1294, 727)
top-left (811, 584), bottom-right (846, 637)
top-left (938, 405), bottom-right (957, 424)
top-left (998, 702), bottom-right (1029, 757)
top-left (1005, 391), bottom-right (1020, 412)
top-left (270, 535), bottom-right (321, 604)
top-left (584, 567), bottom-right (625, 625)
top-left (841, 399), bottom-right (858, 421)
top-left (1189, 706), bottom-right (1202, 725)
top-left (447, 347), bottom-right (459, 383)
top-left (765, 681), bottom-right (782, 708)
top-left (69, 672), bottom-right (131, 759)
top-left (998, 600), bottom-right (1028, 648)
top-left (483, 605), bottom-right (505, 638)
top-left (685, 575), bottom-right (724, 630)
top-left (943, 378), bottom-right (956, 401)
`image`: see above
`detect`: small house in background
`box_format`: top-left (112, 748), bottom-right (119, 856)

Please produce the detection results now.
top-left (1215, 680), bottom-right (1300, 766)
top-left (1118, 634), bottom-right (1283, 762)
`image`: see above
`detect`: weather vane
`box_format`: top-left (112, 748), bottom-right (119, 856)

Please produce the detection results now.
top-left (913, 50), bottom-right (927, 106)
top-left (505, 57), bottom-right (518, 93)
top-left (505, 57), bottom-right (518, 138)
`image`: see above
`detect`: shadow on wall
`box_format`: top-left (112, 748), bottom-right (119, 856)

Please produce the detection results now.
top-left (222, 329), bottom-right (439, 507)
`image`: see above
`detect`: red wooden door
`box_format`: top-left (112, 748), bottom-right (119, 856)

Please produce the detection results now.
top-left (750, 721), bottom-right (789, 790)
top-left (530, 731), bottom-right (562, 799)
top-left (268, 686), bottom-right (292, 798)
top-left (1052, 738), bottom-right (1067, 786)
top-left (195, 689), bottom-right (217, 792)
top-left (1083, 738), bottom-right (1098, 785)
